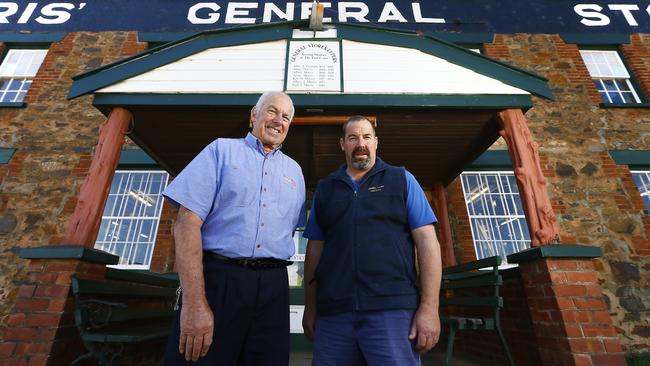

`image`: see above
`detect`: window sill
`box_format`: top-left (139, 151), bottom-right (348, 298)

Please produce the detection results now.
top-left (0, 102), bottom-right (27, 108)
top-left (600, 102), bottom-right (650, 108)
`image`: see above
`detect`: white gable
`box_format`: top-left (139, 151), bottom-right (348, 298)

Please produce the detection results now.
top-left (99, 41), bottom-right (288, 93)
top-left (97, 37), bottom-right (529, 96)
top-left (342, 41), bottom-right (528, 95)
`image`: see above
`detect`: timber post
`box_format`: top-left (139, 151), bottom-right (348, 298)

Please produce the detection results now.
top-left (497, 109), bottom-right (560, 246)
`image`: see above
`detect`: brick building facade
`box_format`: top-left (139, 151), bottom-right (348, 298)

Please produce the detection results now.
top-left (0, 7), bottom-right (649, 365)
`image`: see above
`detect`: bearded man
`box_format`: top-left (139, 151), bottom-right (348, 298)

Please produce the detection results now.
top-left (302, 115), bottom-right (442, 366)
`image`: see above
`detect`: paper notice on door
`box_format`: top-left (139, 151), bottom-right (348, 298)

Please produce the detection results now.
top-left (290, 305), bottom-right (305, 333)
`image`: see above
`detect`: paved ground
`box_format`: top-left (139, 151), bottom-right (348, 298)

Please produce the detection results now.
top-left (290, 348), bottom-right (491, 366)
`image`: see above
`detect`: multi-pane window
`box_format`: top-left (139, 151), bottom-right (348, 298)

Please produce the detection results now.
top-left (631, 171), bottom-right (650, 212)
top-left (461, 171), bottom-right (530, 263)
top-left (579, 50), bottom-right (641, 104)
top-left (0, 49), bottom-right (47, 103)
top-left (95, 170), bottom-right (169, 269)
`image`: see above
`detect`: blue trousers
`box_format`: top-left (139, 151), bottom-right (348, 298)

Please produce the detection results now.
top-left (164, 257), bottom-right (289, 365)
top-left (313, 310), bottom-right (420, 366)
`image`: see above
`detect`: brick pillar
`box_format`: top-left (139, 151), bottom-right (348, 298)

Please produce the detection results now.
top-left (508, 245), bottom-right (627, 366)
top-left (0, 246), bottom-right (118, 366)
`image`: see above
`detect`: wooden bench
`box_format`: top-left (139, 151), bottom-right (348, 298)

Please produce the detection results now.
top-left (440, 255), bottom-right (515, 366)
top-left (70, 268), bottom-right (179, 366)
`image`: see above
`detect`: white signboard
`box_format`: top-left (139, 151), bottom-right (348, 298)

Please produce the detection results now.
top-left (290, 305), bottom-right (305, 333)
top-left (286, 41), bottom-right (341, 92)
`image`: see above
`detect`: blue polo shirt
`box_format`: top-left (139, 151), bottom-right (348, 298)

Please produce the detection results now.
top-left (304, 170), bottom-right (436, 240)
top-left (163, 133), bottom-right (306, 259)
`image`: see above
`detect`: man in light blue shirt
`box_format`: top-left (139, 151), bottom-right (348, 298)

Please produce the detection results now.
top-left (163, 92), bottom-right (305, 366)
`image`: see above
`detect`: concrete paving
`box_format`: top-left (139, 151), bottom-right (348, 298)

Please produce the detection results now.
top-left (290, 348), bottom-right (492, 366)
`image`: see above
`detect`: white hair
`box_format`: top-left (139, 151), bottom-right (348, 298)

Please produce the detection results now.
top-left (254, 91), bottom-right (295, 121)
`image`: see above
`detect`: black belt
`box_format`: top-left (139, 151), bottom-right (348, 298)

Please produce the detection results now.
top-left (204, 251), bottom-right (293, 270)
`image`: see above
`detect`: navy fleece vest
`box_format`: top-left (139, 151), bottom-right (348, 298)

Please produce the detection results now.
top-left (313, 159), bottom-right (418, 315)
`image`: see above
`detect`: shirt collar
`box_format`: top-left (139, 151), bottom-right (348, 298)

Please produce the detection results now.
top-left (245, 132), bottom-right (282, 157)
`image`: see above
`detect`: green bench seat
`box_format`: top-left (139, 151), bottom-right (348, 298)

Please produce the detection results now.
top-left (440, 255), bottom-right (514, 366)
top-left (70, 269), bottom-right (179, 366)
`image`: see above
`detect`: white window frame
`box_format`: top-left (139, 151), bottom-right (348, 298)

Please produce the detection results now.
top-left (631, 170), bottom-right (650, 212)
top-left (460, 171), bottom-right (531, 266)
top-left (0, 49), bottom-right (47, 103)
top-left (579, 49), bottom-right (642, 104)
top-left (95, 170), bottom-right (169, 269)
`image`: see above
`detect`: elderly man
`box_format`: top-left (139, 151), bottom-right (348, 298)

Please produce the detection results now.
top-left (163, 91), bottom-right (305, 365)
top-left (302, 115), bottom-right (442, 366)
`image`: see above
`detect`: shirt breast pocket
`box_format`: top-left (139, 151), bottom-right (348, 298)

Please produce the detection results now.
top-left (275, 174), bottom-right (299, 217)
top-left (217, 165), bottom-right (258, 208)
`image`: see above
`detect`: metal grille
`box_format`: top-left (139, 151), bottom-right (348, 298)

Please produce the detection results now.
top-left (0, 49), bottom-right (47, 103)
top-left (631, 171), bottom-right (650, 212)
top-left (95, 170), bottom-right (169, 269)
top-left (579, 50), bottom-right (641, 104)
top-left (461, 171), bottom-right (530, 263)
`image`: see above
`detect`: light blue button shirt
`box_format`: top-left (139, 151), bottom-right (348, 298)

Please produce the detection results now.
top-left (163, 133), bottom-right (306, 259)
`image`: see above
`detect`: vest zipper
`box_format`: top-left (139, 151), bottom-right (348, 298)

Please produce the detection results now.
top-left (352, 188), bottom-right (360, 311)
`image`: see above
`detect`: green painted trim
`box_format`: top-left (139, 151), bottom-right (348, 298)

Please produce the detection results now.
top-left (600, 102), bottom-right (650, 108)
top-left (429, 32), bottom-right (494, 44)
top-left (500, 267), bottom-right (521, 280)
top-left (609, 150), bottom-right (650, 169)
top-left (466, 150), bottom-right (512, 170)
top-left (507, 245), bottom-right (602, 264)
top-left (0, 148), bottom-right (15, 164)
top-left (0, 102), bottom-right (27, 108)
top-left (20, 245), bottom-right (119, 265)
top-left (560, 34), bottom-right (630, 45)
top-left (106, 268), bottom-right (179, 287)
top-left (68, 22), bottom-right (297, 99)
top-left (119, 149), bottom-right (159, 168)
top-left (336, 24), bottom-right (553, 100)
top-left (137, 32), bottom-right (195, 43)
top-left (0, 32), bottom-right (67, 43)
top-left (93, 93), bottom-right (533, 108)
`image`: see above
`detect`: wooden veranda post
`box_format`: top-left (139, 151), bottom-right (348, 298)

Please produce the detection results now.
top-left (62, 107), bottom-right (133, 246)
top-left (497, 109), bottom-right (559, 246)
top-left (432, 183), bottom-right (456, 266)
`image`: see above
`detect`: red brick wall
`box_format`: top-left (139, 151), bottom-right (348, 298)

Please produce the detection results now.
top-left (150, 199), bottom-right (177, 272)
top-left (599, 153), bottom-right (650, 256)
top-left (621, 34), bottom-right (650, 100)
top-left (446, 177), bottom-right (476, 264)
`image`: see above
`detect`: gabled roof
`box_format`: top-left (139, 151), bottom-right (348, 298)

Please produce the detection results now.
top-left (68, 21), bottom-right (553, 102)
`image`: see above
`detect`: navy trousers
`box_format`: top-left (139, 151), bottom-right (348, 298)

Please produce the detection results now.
top-left (164, 256), bottom-right (290, 366)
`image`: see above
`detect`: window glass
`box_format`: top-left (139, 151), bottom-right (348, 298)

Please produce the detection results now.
top-left (461, 171), bottom-right (530, 263)
top-left (579, 50), bottom-right (640, 104)
top-left (631, 171), bottom-right (650, 212)
top-left (0, 49), bottom-right (47, 103)
top-left (95, 170), bottom-right (169, 269)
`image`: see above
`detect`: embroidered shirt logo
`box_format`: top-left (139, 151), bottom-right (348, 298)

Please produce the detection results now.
top-left (368, 185), bottom-right (384, 193)
top-left (283, 175), bottom-right (297, 188)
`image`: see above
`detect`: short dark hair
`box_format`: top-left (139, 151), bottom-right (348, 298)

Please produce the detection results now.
top-left (341, 115), bottom-right (376, 138)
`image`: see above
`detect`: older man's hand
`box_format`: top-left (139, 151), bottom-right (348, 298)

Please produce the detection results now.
top-left (179, 300), bottom-right (214, 362)
top-left (408, 304), bottom-right (441, 354)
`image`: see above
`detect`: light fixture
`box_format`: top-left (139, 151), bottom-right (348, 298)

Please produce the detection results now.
top-left (467, 186), bottom-right (490, 203)
top-left (128, 189), bottom-right (154, 207)
top-left (309, 0), bottom-right (325, 31)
